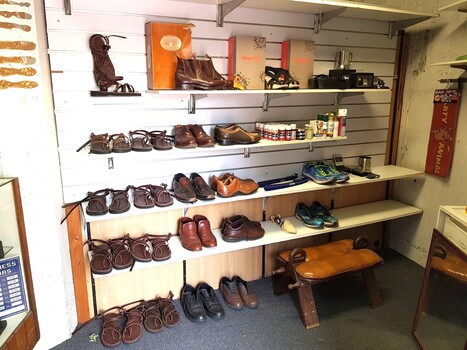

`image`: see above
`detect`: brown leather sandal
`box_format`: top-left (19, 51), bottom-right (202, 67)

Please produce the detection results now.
top-left (109, 133), bottom-right (131, 153)
top-left (148, 233), bottom-right (172, 261)
top-left (143, 299), bottom-right (164, 333)
top-left (130, 185), bottom-right (156, 209)
top-left (148, 184), bottom-right (174, 207)
top-left (99, 306), bottom-right (125, 347)
top-left (89, 34), bottom-right (140, 97)
top-left (129, 235), bottom-right (153, 263)
top-left (76, 133), bottom-right (112, 154)
top-left (121, 301), bottom-right (145, 344)
top-left (130, 130), bottom-right (152, 152)
top-left (148, 130), bottom-right (173, 151)
top-left (84, 239), bottom-right (113, 274)
top-left (108, 234), bottom-right (134, 270)
top-left (60, 188), bottom-right (110, 224)
top-left (109, 187), bottom-right (131, 214)
top-left (158, 291), bottom-right (181, 328)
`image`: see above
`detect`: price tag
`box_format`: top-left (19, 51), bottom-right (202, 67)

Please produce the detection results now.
top-left (0, 256), bottom-right (28, 319)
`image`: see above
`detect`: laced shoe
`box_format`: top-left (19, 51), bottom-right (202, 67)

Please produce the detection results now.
top-left (295, 203), bottom-right (323, 228)
top-left (302, 162), bottom-right (336, 184)
top-left (316, 161), bottom-right (350, 183)
top-left (310, 201), bottom-right (339, 227)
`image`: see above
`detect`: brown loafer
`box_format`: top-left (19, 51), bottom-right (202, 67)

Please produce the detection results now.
top-left (174, 124), bottom-right (197, 148)
top-left (219, 276), bottom-right (243, 309)
top-left (188, 124), bottom-right (215, 147)
top-left (193, 215), bottom-right (217, 248)
top-left (172, 173), bottom-right (197, 203)
top-left (215, 124), bottom-right (261, 146)
top-left (190, 173), bottom-right (215, 200)
top-left (222, 215), bottom-right (264, 242)
top-left (234, 275), bottom-right (258, 309)
top-left (178, 217), bottom-right (202, 251)
top-left (216, 175), bottom-right (259, 198)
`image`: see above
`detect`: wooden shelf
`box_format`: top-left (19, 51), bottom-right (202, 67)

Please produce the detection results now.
top-left (439, 0), bottom-right (467, 12)
top-left (83, 165), bottom-right (423, 223)
top-left (92, 199), bottom-right (422, 279)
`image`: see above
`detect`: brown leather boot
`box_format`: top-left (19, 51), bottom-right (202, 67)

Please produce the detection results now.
top-left (175, 56), bottom-right (225, 90)
top-left (197, 54), bottom-right (234, 90)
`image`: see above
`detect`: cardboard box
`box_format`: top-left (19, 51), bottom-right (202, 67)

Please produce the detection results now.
top-left (228, 36), bottom-right (266, 90)
top-left (281, 40), bottom-right (315, 89)
top-left (145, 22), bottom-right (194, 90)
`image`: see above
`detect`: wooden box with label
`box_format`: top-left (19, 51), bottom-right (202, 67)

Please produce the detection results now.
top-left (145, 22), bottom-right (194, 89)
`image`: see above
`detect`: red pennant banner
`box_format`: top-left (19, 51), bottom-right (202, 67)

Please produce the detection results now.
top-left (425, 89), bottom-right (461, 177)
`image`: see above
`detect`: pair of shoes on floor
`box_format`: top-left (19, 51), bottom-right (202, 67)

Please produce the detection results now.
top-left (264, 66), bottom-right (300, 90)
top-left (172, 173), bottom-right (215, 203)
top-left (178, 215), bottom-right (217, 251)
top-left (211, 172), bottom-right (259, 198)
top-left (302, 161), bottom-right (349, 184)
top-left (173, 124), bottom-right (216, 148)
top-left (221, 215), bottom-right (265, 242)
top-left (181, 282), bottom-right (225, 322)
top-left (214, 124), bottom-right (261, 145)
top-left (96, 292), bottom-right (180, 346)
top-left (219, 275), bottom-right (258, 309)
top-left (295, 201), bottom-right (338, 228)
top-left (271, 214), bottom-right (297, 234)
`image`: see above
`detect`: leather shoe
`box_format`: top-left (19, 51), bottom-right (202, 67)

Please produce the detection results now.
top-left (193, 215), bottom-right (217, 248)
top-left (174, 125), bottom-right (197, 149)
top-left (222, 215), bottom-right (264, 242)
top-left (172, 173), bottom-right (197, 203)
top-left (219, 276), bottom-right (243, 309)
top-left (210, 172), bottom-right (233, 191)
top-left (178, 217), bottom-right (202, 251)
top-left (215, 175), bottom-right (259, 198)
top-left (215, 124), bottom-right (261, 146)
top-left (188, 124), bottom-right (215, 147)
top-left (190, 173), bottom-right (215, 200)
top-left (196, 282), bottom-right (225, 319)
top-left (221, 215), bottom-right (261, 232)
top-left (234, 275), bottom-right (258, 309)
top-left (181, 284), bottom-right (206, 322)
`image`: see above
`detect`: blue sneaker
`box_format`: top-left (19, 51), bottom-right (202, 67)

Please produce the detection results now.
top-left (302, 163), bottom-right (336, 184)
top-left (295, 203), bottom-right (323, 228)
top-left (310, 201), bottom-right (338, 227)
top-left (317, 162), bottom-right (349, 183)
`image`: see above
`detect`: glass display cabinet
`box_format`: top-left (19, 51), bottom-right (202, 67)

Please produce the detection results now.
top-left (0, 178), bottom-right (39, 350)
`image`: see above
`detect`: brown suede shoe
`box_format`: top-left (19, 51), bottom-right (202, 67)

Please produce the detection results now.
top-left (193, 215), bottom-right (217, 248)
top-left (222, 216), bottom-right (264, 242)
top-left (219, 277), bottom-right (243, 309)
top-left (188, 124), bottom-right (215, 147)
top-left (216, 175), bottom-right (259, 198)
top-left (178, 217), bottom-right (202, 251)
top-left (215, 124), bottom-right (261, 146)
top-left (174, 125), bottom-right (197, 149)
top-left (234, 275), bottom-right (258, 309)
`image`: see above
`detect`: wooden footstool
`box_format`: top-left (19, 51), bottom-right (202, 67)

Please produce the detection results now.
top-left (273, 237), bottom-right (384, 329)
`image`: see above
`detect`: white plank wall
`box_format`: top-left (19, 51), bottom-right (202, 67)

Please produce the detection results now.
top-left (44, 0), bottom-right (397, 203)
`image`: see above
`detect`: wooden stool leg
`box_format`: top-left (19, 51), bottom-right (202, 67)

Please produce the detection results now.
top-left (362, 268), bottom-right (382, 308)
top-left (296, 283), bottom-right (320, 329)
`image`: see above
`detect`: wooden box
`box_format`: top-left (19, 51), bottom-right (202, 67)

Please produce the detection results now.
top-left (228, 36), bottom-right (266, 90)
top-left (281, 39), bottom-right (315, 89)
top-left (145, 22), bottom-right (194, 90)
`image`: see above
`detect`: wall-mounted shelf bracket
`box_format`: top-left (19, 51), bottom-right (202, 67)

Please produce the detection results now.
top-left (243, 147), bottom-right (251, 158)
top-left (313, 8), bottom-right (345, 34)
top-left (107, 157), bottom-right (114, 170)
top-left (64, 0), bottom-right (72, 15)
top-left (334, 91), bottom-right (363, 106)
top-left (388, 16), bottom-right (432, 39)
top-left (262, 197), bottom-right (270, 210)
top-left (262, 93), bottom-right (290, 111)
top-left (217, 0), bottom-right (246, 27)
top-left (308, 143), bottom-right (314, 152)
top-left (188, 94), bottom-right (207, 114)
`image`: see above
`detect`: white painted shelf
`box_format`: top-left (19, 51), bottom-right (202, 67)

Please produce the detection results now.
top-left (439, 0), bottom-right (467, 12)
top-left (92, 199), bottom-right (422, 279)
top-left (83, 165), bottom-right (424, 223)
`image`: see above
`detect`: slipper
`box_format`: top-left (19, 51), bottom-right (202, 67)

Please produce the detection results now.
top-left (158, 291), bottom-right (181, 328)
top-left (109, 133), bottom-right (131, 153)
top-left (143, 299), bottom-right (164, 333)
top-left (109, 187), bottom-right (131, 214)
top-left (130, 185), bottom-right (156, 209)
top-left (130, 130), bottom-right (152, 152)
top-left (84, 239), bottom-right (113, 274)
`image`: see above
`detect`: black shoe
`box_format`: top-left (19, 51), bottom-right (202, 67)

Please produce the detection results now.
top-left (197, 282), bottom-right (225, 319)
top-left (181, 284), bottom-right (206, 323)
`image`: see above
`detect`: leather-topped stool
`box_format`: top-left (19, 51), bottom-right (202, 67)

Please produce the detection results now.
top-left (273, 237), bottom-right (383, 329)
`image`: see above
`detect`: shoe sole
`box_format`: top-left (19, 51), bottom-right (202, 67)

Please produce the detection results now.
top-left (302, 172), bottom-right (336, 184)
top-left (294, 213), bottom-right (323, 228)
top-left (216, 139), bottom-right (260, 146)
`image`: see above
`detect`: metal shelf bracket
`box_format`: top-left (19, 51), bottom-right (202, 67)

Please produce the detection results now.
top-left (388, 16), bottom-right (432, 39)
top-left (244, 147), bottom-right (251, 158)
top-left (64, 0), bottom-right (72, 15)
top-left (334, 91), bottom-right (364, 106)
top-left (313, 8), bottom-right (346, 34)
top-left (217, 0), bottom-right (246, 27)
top-left (262, 93), bottom-right (290, 111)
top-left (188, 94), bottom-right (207, 114)
top-left (308, 143), bottom-right (314, 152)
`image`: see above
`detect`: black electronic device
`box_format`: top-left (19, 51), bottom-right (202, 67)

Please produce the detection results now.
top-left (333, 154), bottom-right (346, 171)
top-left (349, 72), bottom-right (374, 88)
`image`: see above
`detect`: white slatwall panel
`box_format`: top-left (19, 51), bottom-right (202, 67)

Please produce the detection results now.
top-left (44, 0), bottom-right (397, 203)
